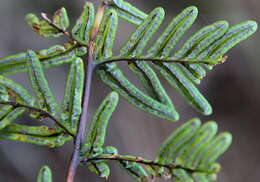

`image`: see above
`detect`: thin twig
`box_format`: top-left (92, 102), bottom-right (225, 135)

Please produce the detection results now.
top-left (0, 101), bottom-right (74, 137)
top-left (66, 57), bottom-right (95, 182)
top-left (85, 154), bottom-right (178, 170)
top-left (94, 56), bottom-right (228, 69)
top-left (84, 154), bottom-right (212, 174)
top-left (66, 2), bottom-right (110, 182)
top-left (41, 13), bottom-right (87, 46)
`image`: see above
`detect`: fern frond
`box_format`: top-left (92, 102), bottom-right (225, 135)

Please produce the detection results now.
top-left (155, 118), bottom-right (232, 181)
top-left (105, 0), bottom-right (257, 118)
top-left (108, 0), bottom-right (148, 25)
top-left (0, 2), bottom-right (256, 122)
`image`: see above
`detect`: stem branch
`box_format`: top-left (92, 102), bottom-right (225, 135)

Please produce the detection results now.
top-left (66, 2), bottom-right (109, 181)
top-left (94, 56), bottom-right (228, 69)
top-left (0, 101), bottom-right (74, 137)
top-left (66, 57), bottom-right (94, 182)
top-left (41, 12), bottom-right (87, 46)
top-left (84, 154), bottom-right (212, 174)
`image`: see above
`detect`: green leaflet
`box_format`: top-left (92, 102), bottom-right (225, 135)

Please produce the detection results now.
top-left (72, 2), bottom-right (95, 44)
top-left (3, 123), bottom-right (58, 136)
top-left (120, 8), bottom-right (165, 56)
top-left (205, 173), bottom-right (218, 182)
top-left (0, 106), bottom-right (13, 119)
top-left (0, 76), bottom-right (34, 129)
top-left (87, 161), bottom-right (110, 178)
top-left (94, 8), bottom-right (118, 59)
top-left (0, 46), bottom-right (87, 75)
top-left (198, 20), bottom-right (258, 60)
top-left (96, 8), bottom-right (179, 121)
top-left (108, 0), bottom-right (148, 25)
top-left (119, 161), bottom-right (149, 182)
top-left (0, 52), bottom-right (27, 68)
top-left (52, 7), bottom-right (70, 30)
top-left (37, 166), bottom-right (52, 182)
top-left (38, 45), bottom-right (67, 58)
top-left (0, 85), bottom-right (9, 101)
top-left (82, 92), bottom-right (119, 156)
top-left (0, 75), bottom-right (35, 105)
top-left (173, 21), bottom-right (229, 83)
top-left (192, 173), bottom-right (210, 182)
top-left (26, 50), bottom-right (58, 116)
top-left (103, 145), bottom-right (118, 155)
top-left (156, 118), bottom-right (201, 164)
top-left (172, 171), bottom-right (217, 182)
top-left (60, 58), bottom-right (84, 134)
top-left (0, 131), bottom-right (71, 147)
top-left (25, 13), bottom-right (62, 38)
top-left (197, 133), bottom-right (232, 169)
top-left (0, 108), bottom-right (25, 130)
top-left (172, 169), bottom-right (194, 182)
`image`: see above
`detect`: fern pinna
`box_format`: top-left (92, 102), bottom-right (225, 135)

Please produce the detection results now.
top-left (0, 0), bottom-right (257, 182)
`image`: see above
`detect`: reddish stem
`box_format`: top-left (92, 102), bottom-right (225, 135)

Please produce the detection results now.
top-left (66, 44), bottom-right (95, 182)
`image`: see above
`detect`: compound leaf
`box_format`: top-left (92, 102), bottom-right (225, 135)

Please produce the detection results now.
top-left (108, 0), bottom-right (148, 25)
top-left (156, 119), bottom-right (232, 181)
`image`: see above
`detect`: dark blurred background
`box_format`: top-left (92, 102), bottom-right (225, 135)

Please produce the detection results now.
top-left (0, 0), bottom-right (259, 181)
